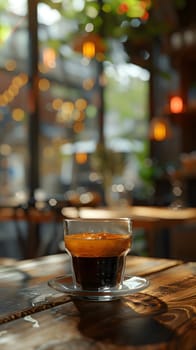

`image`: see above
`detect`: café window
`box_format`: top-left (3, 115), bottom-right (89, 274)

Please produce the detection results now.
top-left (0, 0), bottom-right (150, 203)
top-left (0, 0), bottom-right (29, 201)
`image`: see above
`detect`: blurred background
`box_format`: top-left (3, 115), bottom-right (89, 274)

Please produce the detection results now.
top-left (0, 0), bottom-right (195, 260)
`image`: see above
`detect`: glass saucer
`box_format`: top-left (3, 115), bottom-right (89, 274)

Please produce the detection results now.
top-left (48, 275), bottom-right (149, 301)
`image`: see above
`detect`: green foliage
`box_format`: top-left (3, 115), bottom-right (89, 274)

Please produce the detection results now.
top-left (105, 74), bottom-right (148, 121)
top-left (91, 143), bottom-right (127, 178)
top-left (136, 142), bottom-right (154, 184)
top-left (40, 0), bottom-right (187, 48)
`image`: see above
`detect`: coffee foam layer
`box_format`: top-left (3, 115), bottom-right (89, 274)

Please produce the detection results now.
top-left (64, 232), bottom-right (131, 257)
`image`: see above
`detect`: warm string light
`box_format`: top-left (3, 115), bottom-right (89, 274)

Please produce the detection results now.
top-left (12, 108), bottom-right (25, 121)
top-left (38, 78), bottom-right (50, 91)
top-left (0, 60), bottom-right (53, 106)
top-left (54, 98), bottom-right (88, 134)
top-left (75, 153), bottom-right (88, 164)
top-left (0, 72), bottom-right (28, 107)
top-left (42, 48), bottom-right (56, 69)
top-left (0, 74), bottom-right (50, 108)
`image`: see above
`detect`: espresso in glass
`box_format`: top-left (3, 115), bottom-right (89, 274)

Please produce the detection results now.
top-left (64, 219), bottom-right (132, 291)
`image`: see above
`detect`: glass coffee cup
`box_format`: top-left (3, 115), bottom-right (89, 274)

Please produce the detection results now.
top-left (64, 218), bottom-right (132, 292)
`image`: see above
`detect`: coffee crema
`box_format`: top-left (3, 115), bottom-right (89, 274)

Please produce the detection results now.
top-left (64, 232), bottom-right (131, 257)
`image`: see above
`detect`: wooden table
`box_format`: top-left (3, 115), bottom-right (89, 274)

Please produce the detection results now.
top-left (0, 254), bottom-right (195, 349)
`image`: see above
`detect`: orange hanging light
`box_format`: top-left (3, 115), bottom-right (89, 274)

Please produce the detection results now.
top-left (73, 33), bottom-right (106, 60)
top-left (149, 117), bottom-right (172, 141)
top-left (169, 95), bottom-right (184, 114)
top-left (82, 41), bottom-right (96, 59)
top-left (153, 122), bottom-right (167, 141)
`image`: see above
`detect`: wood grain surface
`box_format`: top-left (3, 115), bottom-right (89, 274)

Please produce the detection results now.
top-left (0, 255), bottom-right (195, 349)
top-left (0, 255), bottom-right (181, 324)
